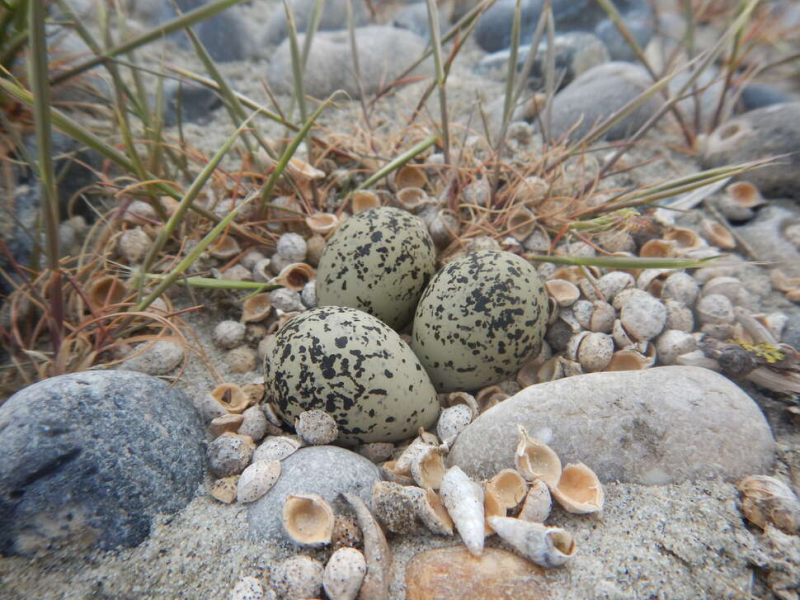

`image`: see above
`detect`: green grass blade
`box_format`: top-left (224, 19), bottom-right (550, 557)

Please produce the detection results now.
top-left (356, 134), bottom-right (439, 190)
top-left (524, 253), bottom-right (725, 270)
top-left (141, 274), bottom-right (281, 292)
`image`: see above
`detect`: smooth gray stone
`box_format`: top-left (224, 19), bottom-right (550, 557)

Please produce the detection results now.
top-left (739, 83), bottom-right (792, 111)
top-left (544, 61), bottom-right (661, 142)
top-left (701, 103), bottom-right (800, 198)
top-left (169, 7), bottom-right (250, 63)
top-left (0, 371), bottom-right (206, 556)
top-left (733, 203), bottom-right (800, 278)
top-left (264, 0), bottom-right (370, 47)
top-left (247, 446), bottom-right (380, 542)
top-left (162, 80), bottom-right (223, 127)
top-left (448, 366), bottom-right (774, 485)
top-left (393, 4), bottom-right (444, 42)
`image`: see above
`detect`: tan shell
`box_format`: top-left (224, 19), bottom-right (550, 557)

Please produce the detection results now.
top-left (700, 219), bottom-right (736, 250)
top-left (252, 258), bottom-right (273, 283)
top-left (771, 269), bottom-right (800, 294)
top-left (380, 460), bottom-right (416, 486)
top-left (88, 275), bottom-right (128, 309)
top-left (352, 190), bottom-right (381, 213)
top-left (639, 239), bottom-right (675, 259)
top-left (237, 459), bottom-right (281, 503)
top-left (282, 493), bottom-right (335, 547)
top-left (210, 383), bottom-right (251, 414)
top-left (209, 476), bottom-right (239, 504)
top-left (242, 293), bottom-right (273, 323)
top-left (486, 469), bottom-right (528, 511)
top-left (506, 206), bottom-right (536, 242)
top-left (428, 210), bottom-right (460, 248)
top-left (306, 213), bottom-right (340, 237)
top-left (323, 547), bottom-right (367, 600)
top-left (209, 234), bottom-right (240, 259)
top-left (396, 187), bottom-right (433, 213)
top-left (537, 357), bottom-right (565, 383)
top-left (519, 479), bottom-right (552, 522)
top-left (738, 475), bottom-right (800, 534)
top-left (483, 486), bottom-right (506, 535)
top-left (444, 392), bottom-right (479, 417)
top-left (209, 413), bottom-right (245, 437)
top-left (726, 181), bottom-right (765, 209)
top-left (286, 157), bottom-right (326, 181)
top-left (664, 227), bottom-right (704, 252)
top-left (514, 425), bottom-right (562, 488)
top-left (392, 164), bottom-right (428, 190)
top-left (395, 437), bottom-right (436, 475)
top-left (415, 488), bottom-right (454, 536)
top-left (605, 349), bottom-right (652, 371)
top-left (475, 385), bottom-right (509, 413)
top-left (488, 517), bottom-right (576, 568)
top-left (546, 279), bottom-right (580, 307)
top-left (702, 276), bottom-right (742, 303)
top-left (410, 445), bottom-right (446, 490)
top-left (550, 462), bottom-right (605, 514)
top-left (272, 262), bottom-right (316, 292)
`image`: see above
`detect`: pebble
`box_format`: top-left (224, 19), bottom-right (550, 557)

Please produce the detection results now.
top-left (118, 340), bottom-right (185, 375)
top-left (295, 410), bottom-right (339, 445)
top-left (269, 288), bottom-right (306, 313)
top-left (163, 3), bottom-right (250, 63)
top-left (405, 546), bottom-right (548, 600)
top-left (733, 203), bottom-right (800, 278)
top-left (0, 371), bottom-right (205, 555)
top-left (270, 555), bottom-right (324, 600)
top-left (739, 83), bottom-right (793, 111)
top-left (162, 79), bottom-right (223, 127)
top-left (619, 293), bottom-right (667, 341)
top-left (229, 576), bottom-right (265, 600)
top-left (276, 232), bottom-right (307, 263)
top-left (208, 433), bottom-right (254, 478)
top-left (239, 406), bottom-right (269, 442)
top-left (264, 0), bottom-right (369, 47)
top-left (700, 102), bottom-right (800, 197)
top-left (247, 446), bottom-right (380, 541)
top-left (214, 320), bottom-right (247, 349)
top-left (448, 366), bottom-right (774, 485)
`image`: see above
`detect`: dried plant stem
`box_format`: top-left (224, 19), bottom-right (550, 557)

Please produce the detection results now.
top-left (426, 0), bottom-right (451, 167)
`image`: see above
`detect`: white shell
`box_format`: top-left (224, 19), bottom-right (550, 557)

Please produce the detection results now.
top-left (577, 332), bottom-right (614, 372)
top-left (394, 436), bottom-right (436, 475)
top-left (436, 404), bottom-right (474, 444)
top-left (238, 406), bottom-right (269, 442)
top-left (519, 479), bottom-right (552, 522)
top-left (550, 462), bottom-right (605, 514)
top-left (696, 293), bottom-right (735, 325)
top-left (514, 425), bottom-right (562, 488)
top-left (295, 410), bottom-right (339, 445)
top-left (664, 299), bottom-right (695, 332)
top-left (414, 488), bottom-right (455, 536)
top-left (410, 445), bottom-right (446, 490)
top-left (323, 547), bottom-right (367, 600)
top-left (597, 271), bottom-right (634, 303)
top-left (277, 232), bottom-right (308, 263)
top-left (661, 272), bottom-right (699, 306)
top-left (620, 293), bottom-right (666, 341)
top-left (439, 466), bottom-right (485, 557)
top-left (253, 435), bottom-right (304, 463)
top-left (656, 330), bottom-right (698, 366)
top-left (237, 460), bottom-right (281, 503)
top-left (488, 517), bottom-right (576, 568)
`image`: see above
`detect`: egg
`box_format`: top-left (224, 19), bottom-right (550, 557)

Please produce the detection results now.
top-left (411, 251), bottom-right (549, 392)
top-left (263, 306), bottom-right (439, 444)
top-left (316, 207), bottom-right (436, 330)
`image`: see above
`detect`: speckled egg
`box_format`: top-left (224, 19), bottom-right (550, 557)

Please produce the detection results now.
top-left (263, 306), bottom-right (439, 444)
top-left (411, 251), bottom-right (548, 392)
top-left (316, 207), bottom-right (436, 330)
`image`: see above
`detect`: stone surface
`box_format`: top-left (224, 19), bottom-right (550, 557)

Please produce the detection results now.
top-left (544, 62), bottom-right (662, 142)
top-left (270, 26), bottom-right (430, 99)
top-left (700, 102), bottom-right (800, 198)
top-left (739, 83), bottom-right (793, 111)
top-left (163, 79), bottom-right (223, 127)
top-left (171, 9), bottom-right (250, 62)
top-left (118, 340), bottom-right (185, 375)
top-left (733, 203), bottom-right (800, 278)
top-left (0, 371), bottom-right (206, 555)
top-left (393, 4), bottom-right (442, 41)
top-left (405, 546), bottom-right (549, 600)
top-left (448, 366), bottom-right (774, 485)
top-left (264, 0), bottom-right (369, 46)
top-left (247, 446), bottom-right (380, 541)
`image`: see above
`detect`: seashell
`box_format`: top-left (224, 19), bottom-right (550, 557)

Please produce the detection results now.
top-left (726, 181), bottom-right (765, 209)
top-left (639, 239), bottom-right (675, 259)
top-left (483, 486), bottom-right (506, 535)
top-left (738, 475), bottom-right (800, 535)
top-left (210, 383), bottom-right (251, 414)
top-left (611, 287), bottom-right (648, 312)
top-left (123, 200), bottom-right (158, 224)
top-left (214, 320), bottom-right (246, 349)
top-left (414, 488), bottom-right (454, 536)
top-left (514, 425), bottom-right (561, 487)
top-left (332, 513), bottom-right (363, 550)
top-left (701, 276), bottom-right (742, 303)
top-left (263, 402), bottom-right (284, 428)
top-left (696, 293), bottom-right (735, 325)
top-left (357, 442), bottom-right (395, 464)
top-left (222, 264), bottom-right (251, 281)
top-left (209, 413), bottom-right (245, 437)
top-left (392, 164), bottom-right (429, 190)
top-left (506, 206), bottom-right (536, 242)
top-left (323, 547), bottom-right (367, 600)
top-left (238, 459), bottom-right (281, 503)
top-left (663, 227), bottom-right (704, 252)
top-left (229, 576), bottom-right (264, 600)
top-left (209, 234), bottom-right (241, 260)
top-left (550, 462), bottom-right (604, 514)
top-left (417, 427), bottom-right (439, 445)
top-left (372, 481), bottom-right (422, 534)
top-left (700, 219), bottom-right (736, 250)
top-left (663, 299), bottom-right (694, 332)
top-left (565, 331), bottom-right (590, 362)
top-left (576, 332), bottom-right (614, 372)
top-left (295, 409), bottom-right (339, 445)
top-left (519, 479), bottom-right (552, 522)
top-left (516, 347), bottom-right (551, 388)
top-left (675, 349), bottom-right (721, 371)
top-left (306, 213), bottom-right (340, 237)
top-left (239, 405), bottom-right (271, 441)
top-left (241, 250), bottom-right (266, 271)
top-left (395, 436), bottom-right (436, 475)
top-left (656, 329), bottom-right (698, 366)
top-left (410, 445), bottom-right (446, 489)
top-left (380, 460), bottom-right (416, 486)
top-left (661, 272), bottom-right (700, 307)
top-left (572, 300), bottom-right (594, 330)
top-left (536, 356), bottom-right (565, 383)
top-left (487, 517), bottom-right (576, 568)
top-left (242, 293), bottom-right (273, 323)
top-left (352, 190), bottom-right (381, 214)
top-left (558, 308), bottom-right (583, 334)
top-left (272, 262), bottom-right (316, 292)
top-left (341, 492), bottom-right (392, 600)
top-left (88, 275), bottom-right (128, 309)
top-left (636, 268), bottom-right (673, 297)
top-left (440, 466), bottom-right (485, 556)
top-left (210, 475), bottom-right (240, 504)
top-left (437, 404), bottom-right (474, 446)
top-left (590, 301), bottom-right (616, 334)
top-left (755, 312), bottom-right (788, 343)
top-left (546, 296), bottom-right (560, 325)
top-left (282, 493), bottom-right (335, 547)
top-left (605, 349), bottom-right (652, 371)
top-left (271, 555), bottom-right (324, 600)
top-left (306, 234), bottom-right (326, 267)
top-left (486, 469), bottom-right (528, 512)
top-left (253, 435), bottom-right (304, 463)
top-left (428, 210), bottom-right (460, 248)
top-left (597, 271), bottom-right (635, 303)
top-left (252, 258), bottom-right (273, 283)
top-left (396, 187), bottom-right (433, 213)
top-left (771, 269), bottom-right (800, 293)
top-left (285, 156), bottom-right (326, 182)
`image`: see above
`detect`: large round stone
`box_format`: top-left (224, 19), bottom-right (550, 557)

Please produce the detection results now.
top-left (0, 371), bottom-right (206, 555)
top-left (448, 366), bottom-right (774, 485)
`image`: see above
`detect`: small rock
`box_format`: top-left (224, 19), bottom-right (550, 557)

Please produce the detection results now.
top-left (700, 102), bottom-right (800, 198)
top-left (296, 410), bottom-right (339, 445)
top-left (210, 414), bottom-right (246, 437)
top-left (227, 346), bottom-right (257, 374)
top-left (448, 366), bottom-right (774, 484)
top-left (0, 371), bottom-right (205, 555)
top-left (276, 232), bottom-right (307, 263)
top-left (208, 433), bottom-right (254, 478)
top-left (405, 546), bottom-right (548, 600)
top-left (620, 293), bottom-right (666, 341)
top-left (247, 446), bottom-right (380, 541)
top-left (214, 320), bottom-right (247, 349)
top-left (119, 340), bottom-right (185, 375)
top-left (264, 0), bottom-right (369, 47)
top-left (269, 288), bottom-right (306, 313)
top-left (164, 3), bottom-right (250, 62)
top-left (239, 406), bottom-right (269, 441)
top-left (739, 83), bottom-right (792, 111)
top-left (270, 555), bottom-right (324, 600)
top-left (393, 3), bottom-right (442, 41)
top-left (162, 80), bottom-right (223, 127)
top-left (733, 203), bottom-right (800, 278)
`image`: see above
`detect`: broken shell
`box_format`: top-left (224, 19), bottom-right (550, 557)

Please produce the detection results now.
top-left (437, 404), bottom-right (474, 444)
top-left (639, 239), bottom-right (675, 259)
top-left (771, 269), bottom-right (800, 293)
top-left (272, 262), bottom-right (316, 292)
top-left (727, 181), bottom-right (765, 209)
top-left (536, 356), bottom-right (565, 383)
top-left (341, 492), bottom-right (392, 600)
top-left (323, 547), bottom-right (367, 600)
top-left (306, 213), bottom-right (340, 237)
top-left (636, 268), bottom-right (673, 297)
top-left (605, 349), bottom-right (652, 371)
top-left (664, 227), bottom-right (704, 252)
top-left (352, 190), bottom-right (381, 214)
top-left (661, 272), bottom-right (700, 306)
top-left (395, 436), bottom-right (436, 475)
top-left (620, 293), bottom-right (666, 341)
top-left (572, 300), bottom-right (594, 330)
top-left (295, 409), bottom-right (339, 445)
top-left (676, 349), bottom-right (721, 371)
top-left (656, 329), bottom-right (698, 366)
top-left (210, 476), bottom-right (240, 504)
top-left (597, 271), bottom-right (634, 303)
top-left (475, 385), bottom-right (509, 413)
top-left (486, 469), bottom-right (528, 511)
top-left (576, 332), bottom-right (614, 372)
top-left (88, 275), bottom-right (128, 309)
top-left (392, 164), bottom-right (428, 190)
top-left (700, 219), bottom-right (736, 250)
top-left (738, 475), bottom-right (800, 535)
top-left (414, 488), bottom-right (454, 536)
top-left (410, 445), bottom-right (446, 490)
top-left (550, 462), bottom-right (604, 514)
top-left (357, 442), bottom-right (395, 464)
top-left (565, 331), bottom-right (590, 362)
top-left (210, 413), bottom-right (245, 437)
top-left (238, 459), bottom-right (281, 503)
top-left (483, 486), bottom-right (506, 535)
top-left (209, 234), bottom-right (240, 260)
top-left (506, 205), bottom-right (536, 242)
top-left (271, 555), bottom-right (324, 600)
top-left (252, 258), bottom-right (273, 284)
top-left (546, 279), bottom-right (580, 307)
top-left (702, 276), bottom-right (742, 303)
top-left (664, 299), bottom-right (695, 332)
top-left (282, 493), bottom-right (335, 547)
top-left (439, 466), bottom-right (485, 557)
top-left (211, 383), bottom-right (251, 414)
top-left (252, 435), bottom-right (304, 462)
top-left (444, 391), bottom-right (479, 416)
top-left (696, 293), bottom-right (735, 325)
top-left (396, 187), bottom-right (433, 213)
top-left (519, 479), bottom-right (552, 523)
top-left (428, 210), bottom-right (460, 248)
top-left (487, 517), bottom-right (576, 568)
top-left (514, 425), bottom-right (561, 488)
top-left (242, 293), bottom-right (273, 323)
top-left (590, 301), bottom-right (616, 333)
top-left (380, 460), bottom-right (416, 486)
top-left (612, 287), bottom-right (648, 312)
top-left (372, 481), bottom-right (421, 534)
